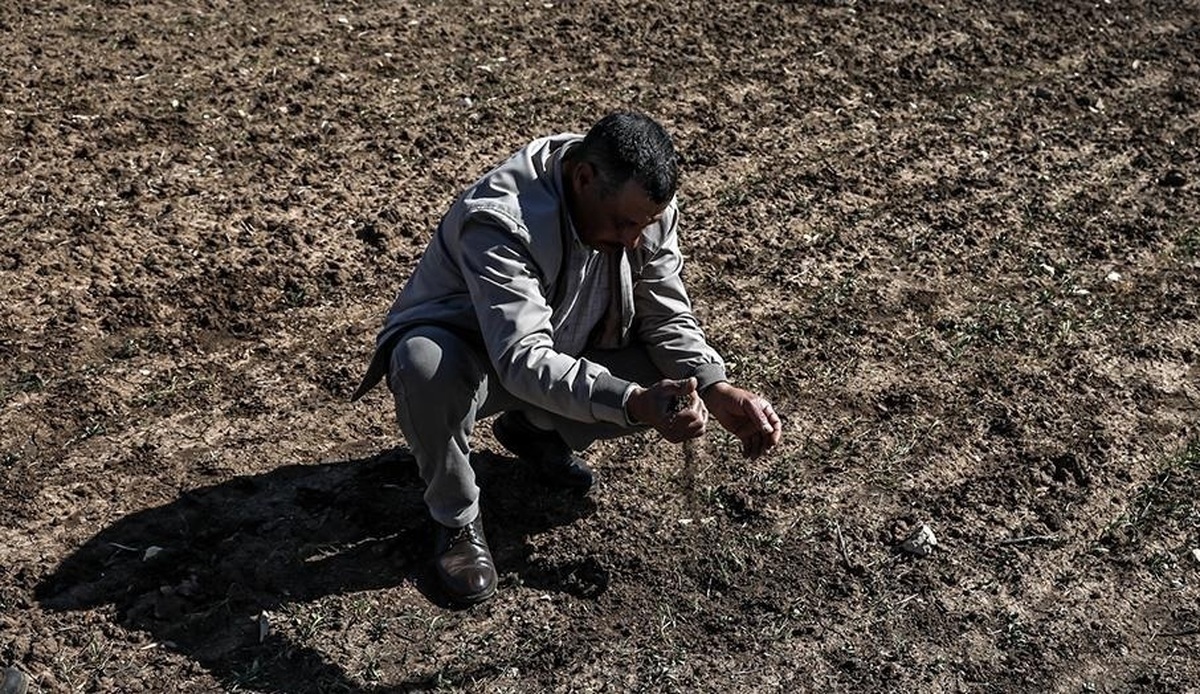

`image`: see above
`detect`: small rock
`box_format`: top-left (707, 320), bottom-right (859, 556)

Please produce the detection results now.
top-left (900, 523), bottom-right (938, 557)
top-left (1160, 170), bottom-right (1186, 187)
top-left (257, 611), bottom-right (271, 643)
top-left (1105, 271), bottom-right (1121, 283)
top-left (1191, 548), bottom-right (1200, 565)
top-left (2, 668), bottom-right (30, 694)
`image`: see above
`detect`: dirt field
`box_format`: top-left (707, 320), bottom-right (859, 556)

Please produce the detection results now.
top-left (2, 0), bottom-right (1198, 691)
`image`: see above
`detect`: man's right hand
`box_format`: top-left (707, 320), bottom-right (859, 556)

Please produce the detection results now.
top-left (626, 377), bottom-right (708, 443)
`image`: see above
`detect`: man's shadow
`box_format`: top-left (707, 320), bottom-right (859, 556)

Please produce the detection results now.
top-left (35, 447), bottom-right (602, 692)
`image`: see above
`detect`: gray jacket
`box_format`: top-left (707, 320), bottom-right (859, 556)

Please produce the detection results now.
top-left (352, 133), bottom-right (727, 425)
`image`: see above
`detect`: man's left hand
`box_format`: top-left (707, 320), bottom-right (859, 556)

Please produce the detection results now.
top-left (701, 382), bottom-right (782, 459)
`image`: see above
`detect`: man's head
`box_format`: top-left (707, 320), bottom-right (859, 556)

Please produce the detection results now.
top-left (564, 112), bottom-right (679, 253)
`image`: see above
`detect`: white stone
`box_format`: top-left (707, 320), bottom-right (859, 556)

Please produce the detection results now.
top-left (900, 523), bottom-right (938, 558)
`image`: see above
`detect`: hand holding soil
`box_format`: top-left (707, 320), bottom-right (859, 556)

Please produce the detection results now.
top-left (627, 377), bottom-right (708, 443)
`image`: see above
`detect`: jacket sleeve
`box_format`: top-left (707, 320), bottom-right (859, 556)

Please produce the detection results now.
top-left (458, 220), bottom-right (636, 425)
top-left (631, 215), bottom-right (728, 391)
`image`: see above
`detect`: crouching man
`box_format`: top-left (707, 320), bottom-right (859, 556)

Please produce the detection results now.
top-left (353, 112), bottom-right (781, 605)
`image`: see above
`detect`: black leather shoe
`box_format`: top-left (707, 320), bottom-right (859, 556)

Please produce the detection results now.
top-left (493, 411), bottom-right (595, 491)
top-left (434, 516), bottom-right (496, 606)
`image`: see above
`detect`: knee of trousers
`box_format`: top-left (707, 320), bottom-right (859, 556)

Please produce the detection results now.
top-left (388, 327), bottom-right (489, 414)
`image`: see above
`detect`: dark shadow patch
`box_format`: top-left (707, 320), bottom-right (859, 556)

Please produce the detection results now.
top-left (36, 446), bottom-right (598, 691)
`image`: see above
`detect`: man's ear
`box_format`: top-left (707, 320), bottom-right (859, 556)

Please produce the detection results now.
top-left (573, 160), bottom-right (596, 195)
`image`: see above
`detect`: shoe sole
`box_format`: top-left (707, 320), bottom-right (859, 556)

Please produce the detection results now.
top-left (448, 583), bottom-right (497, 607)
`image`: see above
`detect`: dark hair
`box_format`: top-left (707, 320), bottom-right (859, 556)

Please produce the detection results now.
top-left (567, 112), bottom-right (679, 204)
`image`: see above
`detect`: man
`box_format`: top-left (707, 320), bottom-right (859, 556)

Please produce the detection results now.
top-left (353, 112), bottom-right (781, 605)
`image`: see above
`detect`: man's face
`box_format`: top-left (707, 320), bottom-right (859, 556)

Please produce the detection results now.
top-left (570, 163), bottom-right (667, 254)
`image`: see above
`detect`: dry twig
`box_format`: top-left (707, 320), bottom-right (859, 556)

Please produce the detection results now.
top-left (998, 534), bottom-right (1062, 546)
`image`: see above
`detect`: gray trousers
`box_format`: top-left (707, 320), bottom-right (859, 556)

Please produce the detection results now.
top-left (387, 325), bottom-right (662, 527)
